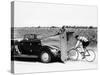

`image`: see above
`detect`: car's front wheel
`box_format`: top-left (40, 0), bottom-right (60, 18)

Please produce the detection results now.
top-left (40, 51), bottom-right (51, 63)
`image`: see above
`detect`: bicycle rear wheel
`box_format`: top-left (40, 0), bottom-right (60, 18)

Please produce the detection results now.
top-left (67, 48), bottom-right (79, 61)
top-left (85, 49), bottom-right (96, 62)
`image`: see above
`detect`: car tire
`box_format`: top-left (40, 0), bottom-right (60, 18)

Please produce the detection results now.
top-left (40, 51), bottom-right (52, 63)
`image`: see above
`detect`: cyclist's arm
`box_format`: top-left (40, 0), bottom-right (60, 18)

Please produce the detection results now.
top-left (75, 40), bottom-right (80, 48)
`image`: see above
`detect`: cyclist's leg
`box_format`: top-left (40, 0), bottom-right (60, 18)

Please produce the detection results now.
top-left (82, 42), bottom-right (90, 59)
top-left (79, 45), bottom-right (85, 59)
top-left (78, 42), bottom-right (84, 52)
top-left (81, 45), bottom-right (86, 59)
top-left (81, 45), bottom-right (85, 52)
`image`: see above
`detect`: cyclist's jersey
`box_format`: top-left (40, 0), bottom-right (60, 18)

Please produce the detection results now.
top-left (78, 36), bottom-right (88, 42)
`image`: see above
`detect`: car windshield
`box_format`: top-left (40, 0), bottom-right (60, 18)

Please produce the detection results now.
top-left (24, 34), bottom-right (38, 40)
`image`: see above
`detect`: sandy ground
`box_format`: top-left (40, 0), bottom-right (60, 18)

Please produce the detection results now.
top-left (13, 50), bottom-right (98, 74)
top-left (14, 60), bottom-right (97, 74)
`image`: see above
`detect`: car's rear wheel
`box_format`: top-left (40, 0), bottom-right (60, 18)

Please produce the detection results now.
top-left (40, 51), bottom-right (51, 63)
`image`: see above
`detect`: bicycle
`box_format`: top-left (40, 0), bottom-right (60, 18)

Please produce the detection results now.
top-left (67, 47), bottom-right (96, 62)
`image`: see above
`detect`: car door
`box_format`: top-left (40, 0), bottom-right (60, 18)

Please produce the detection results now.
top-left (21, 40), bottom-right (31, 54)
top-left (31, 39), bottom-right (41, 55)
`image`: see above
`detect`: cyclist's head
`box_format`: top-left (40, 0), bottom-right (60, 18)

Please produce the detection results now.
top-left (75, 35), bottom-right (79, 39)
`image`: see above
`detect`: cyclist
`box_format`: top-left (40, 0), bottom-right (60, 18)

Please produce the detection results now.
top-left (75, 35), bottom-right (90, 59)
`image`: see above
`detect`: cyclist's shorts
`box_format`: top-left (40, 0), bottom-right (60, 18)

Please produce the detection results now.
top-left (82, 41), bottom-right (90, 48)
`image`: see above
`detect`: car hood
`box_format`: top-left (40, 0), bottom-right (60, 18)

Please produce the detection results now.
top-left (41, 35), bottom-right (60, 50)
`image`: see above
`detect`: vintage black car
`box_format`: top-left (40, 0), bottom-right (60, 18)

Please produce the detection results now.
top-left (11, 34), bottom-right (61, 63)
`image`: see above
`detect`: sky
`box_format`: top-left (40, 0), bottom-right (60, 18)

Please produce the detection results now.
top-left (14, 1), bottom-right (98, 27)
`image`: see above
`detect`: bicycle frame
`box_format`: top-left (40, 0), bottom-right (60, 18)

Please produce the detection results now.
top-left (76, 47), bottom-right (90, 57)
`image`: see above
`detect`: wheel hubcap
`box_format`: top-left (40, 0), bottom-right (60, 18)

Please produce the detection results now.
top-left (42, 53), bottom-right (49, 62)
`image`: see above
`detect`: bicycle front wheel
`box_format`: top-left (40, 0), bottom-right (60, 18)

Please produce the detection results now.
top-left (67, 48), bottom-right (79, 61)
top-left (85, 49), bottom-right (96, 62)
